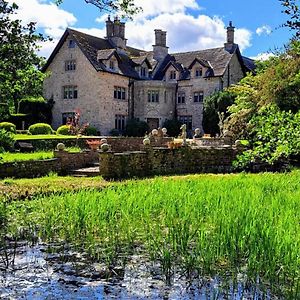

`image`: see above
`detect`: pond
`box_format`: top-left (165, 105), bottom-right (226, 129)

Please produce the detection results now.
top-left (0, 242), bottom-right (275, 300)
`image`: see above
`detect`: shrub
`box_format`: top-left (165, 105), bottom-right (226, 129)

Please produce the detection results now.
top-left (28, 123), bottom-right (54, 135)
top-left (109, 128), bottom-right (120, 136)
top-left (84, 125), bottom-right (98, 136)
top-left (0, 122), bottom-right (16, 134)
top-left (0, 129), bottom-right (14, 152)
top-left (162, 119), bottom-right (182, 137)
top-left (124, 119), bottom-right (149, 137)
top-left (57, 125), bottom-right (71, 135)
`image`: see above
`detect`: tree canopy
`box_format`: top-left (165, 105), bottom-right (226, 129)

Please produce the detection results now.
top-left (0, 1), bottom-right (47, 114)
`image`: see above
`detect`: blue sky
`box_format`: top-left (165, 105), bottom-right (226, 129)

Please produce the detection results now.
top-left (9, 0), bottom-right (293, 59)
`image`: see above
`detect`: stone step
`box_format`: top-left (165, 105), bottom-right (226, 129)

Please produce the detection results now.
top-left (70, 166), bottom-right (100, 177)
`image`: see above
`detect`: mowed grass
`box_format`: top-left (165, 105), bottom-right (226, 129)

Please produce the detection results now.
top-left (5, 171), bottom-right (300, 297)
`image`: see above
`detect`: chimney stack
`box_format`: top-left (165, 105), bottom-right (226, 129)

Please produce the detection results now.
top-left (224, 21), bottom-right (236, 52)
top-left (153, 29), bottom-right (168, 62)
top-left (105, 16), bottom-right (127, 50)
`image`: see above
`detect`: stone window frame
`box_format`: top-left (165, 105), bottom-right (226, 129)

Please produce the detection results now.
top-left (114, 86), bottom-right (126, 100)
top-left (169, 70), bottom-right (177, 80)
top-left (193, 91), bottom-right (204, 103)
top-left (178, 115), bottom-right (193, 130)
top-left (177, 91), bottom-right (186, 104)
top-left (63, 85), bottom-right (78, 99)
top-left (115, 114), bottom-right (127, 131)
top-left (140, 66), bottom-right (147, 77)
top-left (195, 68), bottom-right (203, 78)
top-left (147, 90), bottom-right (159, 103)
top-left (68, 40), bottom-right (76, 48)
top-left (65, 60), bottom-right (76, 71)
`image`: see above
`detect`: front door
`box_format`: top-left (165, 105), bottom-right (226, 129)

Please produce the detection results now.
top-left (147, 118), bottom-right (159, 130)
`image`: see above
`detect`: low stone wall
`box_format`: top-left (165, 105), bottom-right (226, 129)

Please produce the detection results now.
top-left (0, 159), bottom-right (61, 179)
top-left (99, 146), bottom-right (240, 179)
top-left (54, 150), bottom-right (98, 172)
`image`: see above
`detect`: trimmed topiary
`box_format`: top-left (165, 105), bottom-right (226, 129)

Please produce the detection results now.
top-left (28, 123), bottom-right (54, 135)
top-left (0, 122), bottom-right (16, 134)
top-left (84, 125), bottom-right (98, 136)
top-left (57, 125), bottom-right (71, 135)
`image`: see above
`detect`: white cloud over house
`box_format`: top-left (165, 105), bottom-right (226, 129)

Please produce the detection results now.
top-left (8, 0), bottom-right (252, 58)
top-left (251, 52), bottom-right (275, 61)
top-left (256, 25), bottom-right (272, 36)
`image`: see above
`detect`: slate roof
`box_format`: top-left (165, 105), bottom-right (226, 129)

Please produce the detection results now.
top-left (43, 28), bottom-right (255, 80)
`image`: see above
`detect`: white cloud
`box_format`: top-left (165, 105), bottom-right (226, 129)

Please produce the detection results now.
top-left (7, 0), bottom-right (77, 57)
top-left (251, 52), bottom-right (275, 61)
top-left (256, 25), bottom-right (272, 36)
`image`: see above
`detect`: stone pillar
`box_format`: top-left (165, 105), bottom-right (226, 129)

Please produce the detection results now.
top-left (224, 21), bottom-right (236, 52)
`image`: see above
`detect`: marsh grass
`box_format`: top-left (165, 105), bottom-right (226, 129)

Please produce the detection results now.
top-left (5, 171), bottom-right (300, 297)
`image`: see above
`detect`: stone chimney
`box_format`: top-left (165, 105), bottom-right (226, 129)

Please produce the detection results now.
top-left (106, 16), bottom-right (127, 50)
top-left (153, 29), bottom-right (168, 62)
top-left (224, 21), bottom-right (236, 52)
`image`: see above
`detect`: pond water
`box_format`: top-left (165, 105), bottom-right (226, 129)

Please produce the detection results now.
top-left (0, 242), bottom-right (276, 299)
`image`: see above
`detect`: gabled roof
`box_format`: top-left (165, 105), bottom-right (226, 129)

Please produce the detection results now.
top-left (188, 58), bottom-right (211, 69)
top-left (131, 55), bottom-right (152, 69)
top-left (97, 49), bottom-right (116, 60)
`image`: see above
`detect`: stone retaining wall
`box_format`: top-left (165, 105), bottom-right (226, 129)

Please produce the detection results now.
top-left (99, 146), bottom-right (240, 179)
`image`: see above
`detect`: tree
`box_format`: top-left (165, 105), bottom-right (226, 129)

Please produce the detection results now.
top-left (0, 1), bottom-right (47, 114)
top-left (279, 0), bottom-right (300, 37)
top-left (202, 90), bottom-right (236, 136)
top-left (54, 0), bottom-right (141, 18)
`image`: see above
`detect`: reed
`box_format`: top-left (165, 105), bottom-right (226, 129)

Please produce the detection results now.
top-left (6, 170), bottom-right (300, 298)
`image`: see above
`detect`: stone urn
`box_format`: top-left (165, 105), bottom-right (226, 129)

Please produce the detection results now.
top-left (143, 137), bottom-right (151, 146)
top-left (151, 129), bottom-right (158, 136)
top-left (101, 143), bottom-right (110, 152)
top-left (162, 128), bottom-right (168, 136)
top-left (56, 143), bottom-right (65, 151)
top-left (100, 138), bottom-right (107, 144)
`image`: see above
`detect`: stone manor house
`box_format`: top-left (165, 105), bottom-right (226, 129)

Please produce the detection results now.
top-left (43, 18), bottom-right (255, 135)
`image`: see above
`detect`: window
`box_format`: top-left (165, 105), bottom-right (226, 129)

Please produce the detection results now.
top-left (63, 86), bottom-right (78, 99)
top-left (178, 115), bottom-right (192, 130)
top-left (194, 91), bottom-right (204, 103)
top-left (195, 68), bottom-right (203, 77)
top-left (62, 112), bottom-right (75, 125)
top-left (147, 90), bottom-right (159, 103)
top-left (115, 115), bottom-right (126, 131)
top-left (169, 70), bottom-right (176, 80)
top-left (114, 86), bottom-right (126, 100)
top-left (68, 40), bottom-right (76, 48)
top-left (177, 92), bottom-right (186, 104)
top-left (65, 60), bottom-right (76, 71)
top-left (109, 60), bottom-right (115, 70)
top-left (141, 67), bottom-right (147, 77)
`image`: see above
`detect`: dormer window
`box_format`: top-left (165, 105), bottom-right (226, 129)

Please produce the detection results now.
top-left (68, 40), bottom-right (76, 48)
top-left (109, 60), bottom-right (115, 70)
top-left (195, 68), bottom-right (203, 77)
top-left (141, 67), bottom-right (147, 77)
top-left (170, 70), bottom-right (176, 80)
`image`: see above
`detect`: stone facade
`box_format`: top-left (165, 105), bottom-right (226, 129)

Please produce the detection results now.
top-left (43, 20), bottom-right (254, 135)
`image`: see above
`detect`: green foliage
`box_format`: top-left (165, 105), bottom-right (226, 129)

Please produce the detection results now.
top-left (234, 105), bottom-right (300, 168)
top-left (28, 123), bottom-right (54, 135)
top-left (162, 119), bottom-right (182, 137)
top-left (84, 125), bottom-right (98, 136)
top-left (0, 122), bottom-right (16, 134)
top-left (6, 172), bottom-right (300, 298)
top-left (56, 125), bottom-right (71, 135)
top-left (124, 118), bottom-right (149, 137)
top-left (0, 129), bottom-right (14, 152)
top-left (0, 1), bottom-right (47, 113)
top-left (279, 0), bottom-right (300, 37)
top-left (109, 128), bottom-right (120, 136)
top-left (203, 91), bottom-right (236, 136)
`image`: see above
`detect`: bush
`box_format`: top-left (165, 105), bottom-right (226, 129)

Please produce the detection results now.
top-left (84, 125), bottom-right (98, 136)
top-left (57, 125), bottom-right (71, 135)
top-left (28, 123), bottom-right (54, 135)
top-left (0, 129), bottom-right (14, 152)
top-left (0, 122), bottom-right (16, 134)
top-left (109, 128), bottom-right (120, 136)
top-left (124, 119), bottom-right (149, 137)
top-left (162, 119), bottom-right (182, 137)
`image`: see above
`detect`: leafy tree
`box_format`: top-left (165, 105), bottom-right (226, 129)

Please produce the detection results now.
top-left (203, 90), bottom-right (236, 136)
top-left (54, 0), bottom-right (141, 18)
top-left (0, 1), bottom-right (47, 114)
top-left (279, 0), bottom-right (300, 37)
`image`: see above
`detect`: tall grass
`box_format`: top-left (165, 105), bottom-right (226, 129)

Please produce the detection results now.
top-left (7, 171), bottom-right (300, 297)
